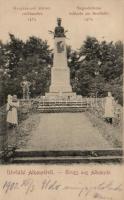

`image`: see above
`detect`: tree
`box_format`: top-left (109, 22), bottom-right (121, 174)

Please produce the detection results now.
top-left (0, 34), bottom-right (52, 104)
top-left (0, 34), bottom-right (123, 106)
top-left (67, 36), bottom-right (123, 104)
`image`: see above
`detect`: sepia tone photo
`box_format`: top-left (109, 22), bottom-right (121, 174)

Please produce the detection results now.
top-left (0, 0), bottom-right (123, 165)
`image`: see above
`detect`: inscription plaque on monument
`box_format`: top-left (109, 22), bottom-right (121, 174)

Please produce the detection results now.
top-left (57, 41), bottom-right (64, 53)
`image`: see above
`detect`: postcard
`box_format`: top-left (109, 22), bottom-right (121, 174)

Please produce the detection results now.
top-left (0, 0), bottom-right (123, 199)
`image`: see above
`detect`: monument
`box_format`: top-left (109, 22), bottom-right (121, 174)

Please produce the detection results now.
top-left (46, 18), bottom-right (75, 98)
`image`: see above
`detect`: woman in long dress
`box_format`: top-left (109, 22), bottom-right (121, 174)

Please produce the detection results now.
top-left (104, 92), bottom-right (115, 124)
top-left (6, 95), bottom-right (19, 127)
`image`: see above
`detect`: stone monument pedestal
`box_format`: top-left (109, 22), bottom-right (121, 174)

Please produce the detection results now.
top-left (45, 18), bottom-right (76, 100)
top-left (45, 92), bottom-right (77, 100)
top-left (49, 36), bottom-right (73, 95)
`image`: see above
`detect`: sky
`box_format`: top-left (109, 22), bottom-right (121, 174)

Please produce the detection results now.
top-left (0, 0), bottom-right (123, 49)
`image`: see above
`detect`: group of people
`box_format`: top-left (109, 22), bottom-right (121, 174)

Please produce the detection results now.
top-left (6, 91), bottom-right (119, 127)
top-left (6, 94), bottom-right (19, 128)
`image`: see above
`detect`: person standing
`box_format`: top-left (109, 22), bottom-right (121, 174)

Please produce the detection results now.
top-left (20, 76), bottom-right (31, 99)
top-left (6, 95), bottom-right (19, 128)
top-left (104, 92), bottom-right (115, 124)
top-left (6, 94), bottom-right (13, 128)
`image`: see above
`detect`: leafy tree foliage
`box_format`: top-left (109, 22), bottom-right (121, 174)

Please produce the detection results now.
top-left (68, 36), bottom-right (123, 104)
top-left (0, 35), bottom-right (123, 106)
top-left (0, 34), bottom-right (52, 105)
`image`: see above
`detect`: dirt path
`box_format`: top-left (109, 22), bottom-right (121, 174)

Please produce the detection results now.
top-left (18, 113), bottom-right (112, 150)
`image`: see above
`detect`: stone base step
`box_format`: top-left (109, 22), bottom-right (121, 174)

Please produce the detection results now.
top-left (37, 105), bottom-right (88, 112)
top-left (38, 102), bottom-right (88, 106)
top-left (32, 99), bottom-right (89, 113)
top-left (37, 108), bottom-right (87, 113)
top-left (13, 156), bottom-right (122, 164)
top-left (11, 149), bottom-right (123, 164)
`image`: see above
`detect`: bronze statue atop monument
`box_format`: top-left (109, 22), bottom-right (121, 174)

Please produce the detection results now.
top-left (54, 18), bottom-right (65, 38)
top-left (48, 18), bottom-right (68, 38)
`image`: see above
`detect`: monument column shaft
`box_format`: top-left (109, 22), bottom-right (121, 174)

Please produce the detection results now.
top-left (50, 37), bottom-right (72, 93)
top-left (53, 37), bottom-right (68, 69)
